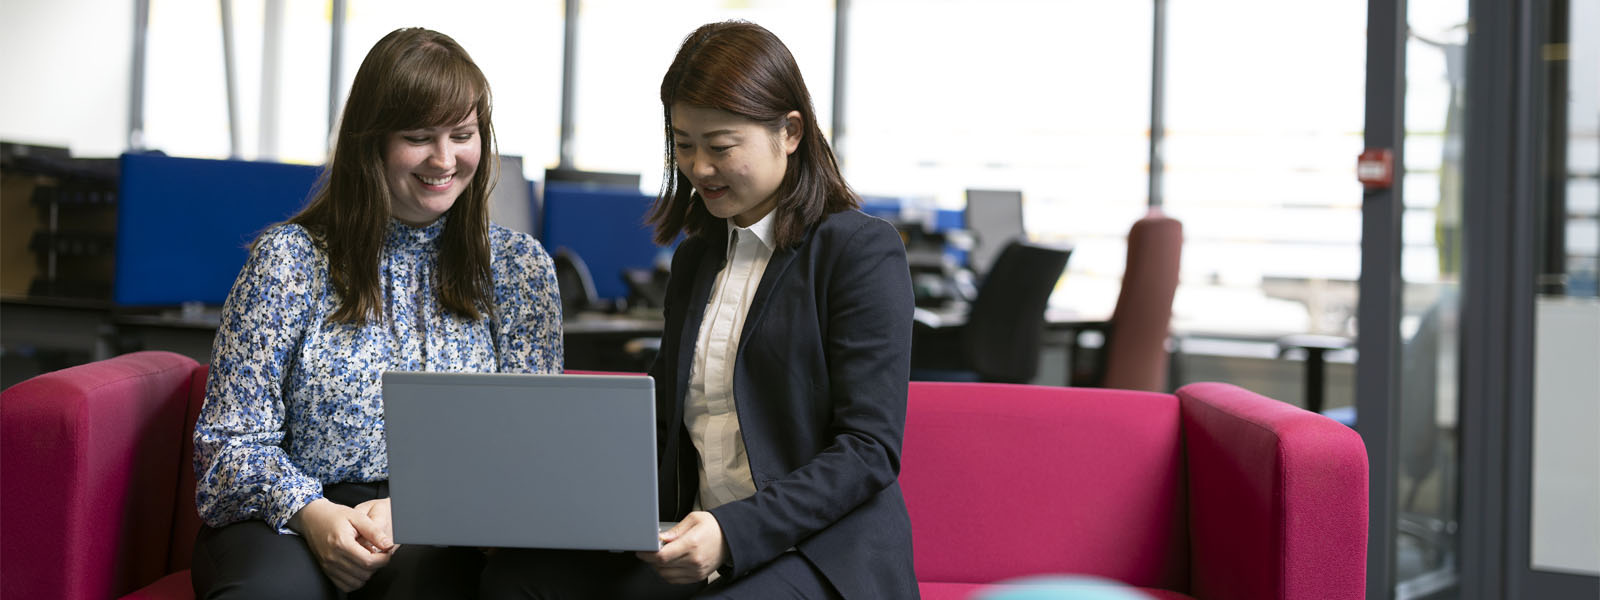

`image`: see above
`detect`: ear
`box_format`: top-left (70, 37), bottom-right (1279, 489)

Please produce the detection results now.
top-left (781, 110), bottom-right (803, 155)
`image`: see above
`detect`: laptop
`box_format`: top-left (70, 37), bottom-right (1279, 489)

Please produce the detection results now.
top-left (381, 371), bottom-right (670, 551)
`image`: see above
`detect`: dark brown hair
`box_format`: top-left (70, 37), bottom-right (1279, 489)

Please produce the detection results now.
top-left (288, 27), bottom-right (497, 324)
top-left (650, 20), bottom-right (857, 248)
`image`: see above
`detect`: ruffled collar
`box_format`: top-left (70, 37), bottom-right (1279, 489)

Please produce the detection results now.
top-left (385, 215), bottom-right (446, 250)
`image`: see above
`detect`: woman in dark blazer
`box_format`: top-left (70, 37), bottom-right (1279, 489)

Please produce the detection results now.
top-left (481, 20), bottom-right (917, 600)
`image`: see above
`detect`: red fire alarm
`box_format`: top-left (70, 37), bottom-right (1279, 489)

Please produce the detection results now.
top-left (1357, 148), bottom-right (1394, 189)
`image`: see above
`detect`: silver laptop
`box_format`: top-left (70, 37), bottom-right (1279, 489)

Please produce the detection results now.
top-left (381, 371), bottom-right (668, 551)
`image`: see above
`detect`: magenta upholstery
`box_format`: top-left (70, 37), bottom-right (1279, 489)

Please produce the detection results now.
top-left (1, 351), bottom-right (206, 600)
top-left (902, 381), bottom-right (1367, 600)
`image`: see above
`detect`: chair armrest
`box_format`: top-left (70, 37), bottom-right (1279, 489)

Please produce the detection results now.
top-left (1177, 382), bottom-right (1368, 600)
top-left (1, 351), bottom-right (202, 600)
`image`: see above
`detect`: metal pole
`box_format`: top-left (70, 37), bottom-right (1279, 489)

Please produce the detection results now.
top-left (327, 0), bottom-right (346, 152)
top-left (128, 0), bottom-right (150, 151)
top-left (558, 0), bottom-right (579, 168)
top-left (219, 0), bottom-right (242, 159)
top-left (1147, 0), bottom-right (1167, 208)
top-left (831, 0), bottom-right (850, 164)
top-left (259, 0), bottom-right (283, 160)
top-left (1357, 0), bottom-right (1407, 596)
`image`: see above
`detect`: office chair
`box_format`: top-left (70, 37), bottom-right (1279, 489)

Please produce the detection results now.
top-left (912, 241), bottom-right (1072, 384)
top-left (553, 247), bottom-right (600, 315)
top-left (1068, 209), bottom-right (1183, 392)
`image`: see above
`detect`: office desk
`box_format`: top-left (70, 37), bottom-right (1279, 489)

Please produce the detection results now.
top-left (563, 311), bottom-right (664, 372)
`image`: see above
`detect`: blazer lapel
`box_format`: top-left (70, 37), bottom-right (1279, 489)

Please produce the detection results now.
top-left (737, 237), bottom-right (802, 357)
top-left (674, 228), bottom-right (727, 407)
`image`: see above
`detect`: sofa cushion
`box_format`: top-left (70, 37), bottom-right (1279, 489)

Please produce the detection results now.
top-left (118, 571), bottom-right (193, 600)
top-left (901, 382), bottom-right (1188, 590)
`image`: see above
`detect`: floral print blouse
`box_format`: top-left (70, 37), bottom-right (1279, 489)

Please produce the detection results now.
top-left (194, 217), bottom-right (562, 532)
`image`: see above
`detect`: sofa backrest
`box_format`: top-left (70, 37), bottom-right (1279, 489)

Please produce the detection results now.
top-left (900, 382), bottom-right (1189, 590)
top-left (1, 351), bottom-right (202, 600)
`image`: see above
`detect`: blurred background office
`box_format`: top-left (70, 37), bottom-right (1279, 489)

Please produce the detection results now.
top-left (0, 1), bottom-right (1594, 599)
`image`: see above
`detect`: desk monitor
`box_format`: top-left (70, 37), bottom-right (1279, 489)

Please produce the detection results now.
top-left (964, 189), bottom-right (1026, 277)
top-left (543, 168), bottom-right (641, 190)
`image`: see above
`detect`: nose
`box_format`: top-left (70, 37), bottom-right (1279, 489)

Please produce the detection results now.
top-left (427, 139), bottom-right (455, 170)
top-left (688, 151), bottom-right (714, 179)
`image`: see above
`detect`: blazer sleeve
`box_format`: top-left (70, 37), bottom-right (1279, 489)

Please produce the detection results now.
top-left (708, 216), bottom-right (913, 576)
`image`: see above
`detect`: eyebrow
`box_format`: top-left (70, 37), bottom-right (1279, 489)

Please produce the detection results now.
top-left (672, 128), bottom-right (739, 138)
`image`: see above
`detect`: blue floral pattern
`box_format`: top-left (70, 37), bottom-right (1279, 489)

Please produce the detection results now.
top-left (194, 217), bottom-right (563, 532)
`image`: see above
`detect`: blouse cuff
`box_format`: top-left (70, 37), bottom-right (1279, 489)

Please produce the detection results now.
top-left (266, 477), bottom-right (325, 535)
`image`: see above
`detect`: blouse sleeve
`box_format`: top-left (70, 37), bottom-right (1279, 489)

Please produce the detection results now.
top-left (192, 226), bottom-right (325, 533)
top-left (491, 230), bottom-right (564, 374)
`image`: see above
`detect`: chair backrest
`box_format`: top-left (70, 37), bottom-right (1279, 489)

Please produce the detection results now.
top-left (962, 241), bottom-right (1071, 383)
top-left (553, 247), bottom-right (599, 315)
top-left (1, 351), bottom-right (203, 600)
top-left (900, 382), bottom-right (1189, 589)
top-left (1103, 210), bottom-right (1183, 392)
top-left (964, 189), bottom-right (1026, 277)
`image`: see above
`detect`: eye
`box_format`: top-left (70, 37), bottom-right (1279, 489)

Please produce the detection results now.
top-left (674, 142), bottom-right (692, 153)
top-left (451, 132), bottom-right (475, 142)
top-left (403, 135), bottom-right (430, 144)
top-left (710, 145), bottom-right (733, 153)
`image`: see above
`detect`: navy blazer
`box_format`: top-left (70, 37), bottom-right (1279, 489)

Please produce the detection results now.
top-left (649, 208), bottom-right (919, 599)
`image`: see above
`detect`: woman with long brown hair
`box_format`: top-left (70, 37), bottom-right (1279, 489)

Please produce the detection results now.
top-left (481, 20), bottom-right (917, 599)
top-left (191, 27), bottom-right (562, 599)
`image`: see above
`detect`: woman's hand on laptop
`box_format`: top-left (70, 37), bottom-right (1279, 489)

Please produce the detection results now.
top-left (288, 498), bottom-right (396, 591)
top-left (636, 511), bottom-right (728, 584)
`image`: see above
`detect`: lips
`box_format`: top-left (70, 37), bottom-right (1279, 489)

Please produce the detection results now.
top-left (699, 184), bottom-right (728, 200)
top-left (414, 173), bottom-right (454, 191)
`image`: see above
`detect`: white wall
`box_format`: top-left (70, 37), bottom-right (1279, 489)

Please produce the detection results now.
top-left (0, 0), bottom-right (133, 157)
top-left (1532, 296), bottom-right (1600, 576)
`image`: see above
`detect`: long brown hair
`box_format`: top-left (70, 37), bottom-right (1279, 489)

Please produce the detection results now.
top-left (289, 27), bottom-right (497, 324)
top-left (650, 20), bottom-right (857, 248)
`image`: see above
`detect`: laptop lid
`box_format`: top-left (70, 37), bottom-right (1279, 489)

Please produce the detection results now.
top-left (381, 371), bottom-right (661, 551)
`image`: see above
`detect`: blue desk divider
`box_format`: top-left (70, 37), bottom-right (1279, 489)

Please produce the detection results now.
top-left (115, 153), bottom-right (322, 306)
top-left (539, 181), bottom-right (662, 301)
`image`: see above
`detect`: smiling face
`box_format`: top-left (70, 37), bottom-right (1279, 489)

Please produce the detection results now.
top-left (383, 110), bottom-right (481, 226)
top-left (670, 103), bottom-right (801, 228)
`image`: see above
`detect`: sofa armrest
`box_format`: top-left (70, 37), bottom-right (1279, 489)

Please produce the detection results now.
top-left (2, 351), bottom-right (202, 600)
top-left (1177, 382), bottom-right (1368, 600)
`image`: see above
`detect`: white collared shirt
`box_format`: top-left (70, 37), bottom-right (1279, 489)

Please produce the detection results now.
top-left (685, 213), bottom-right (776, 511)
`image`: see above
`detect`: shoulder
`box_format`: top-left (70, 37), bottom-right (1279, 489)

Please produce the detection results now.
top-left (247, 223), bottom-right (322, 270)
top-left (488, 223), bottom-right (553, 276)
top-left (811, 209), bottom-right (902, 253)
top-left (253, 223), bottom-right (318, 255)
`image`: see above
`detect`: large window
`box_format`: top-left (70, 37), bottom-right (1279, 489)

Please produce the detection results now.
top-left (1163, 0), bottom-right (1368, 337)
top-left (0, 0), bottom-right (132, 157)
top-left (341, 0), bottom-right (564, 178)
top-left (846, 0), bottom-right (1152, 319)
top-left (139, 0), bottom-right (563, 174)
top-left (570, 0), bottom-right (835, 191)
top-left (144, 0), bottom-right (331, 163)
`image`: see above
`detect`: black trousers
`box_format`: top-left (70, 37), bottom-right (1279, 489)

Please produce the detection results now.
top-left (478, 548), bottom-right (842, 600)
top-left (190, 482), bottom-right (485, 600)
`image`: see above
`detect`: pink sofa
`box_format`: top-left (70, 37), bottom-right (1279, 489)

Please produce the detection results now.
top-left (1, 352), bottom-right (1367, 599)
top-left (902, 381), bottom-right (1368, 599)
